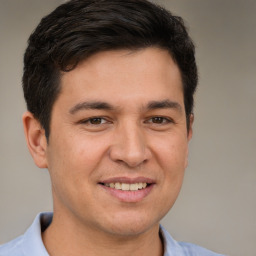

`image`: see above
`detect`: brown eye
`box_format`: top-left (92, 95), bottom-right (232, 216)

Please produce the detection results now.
top-left (146, 116), bottom-right (173, 125)
top-left (89, 118), bottom-right (104, 125)
top-left (79, 116), bottom-right (110, 127)
top-left (151, 117), bottom-right (165, 124)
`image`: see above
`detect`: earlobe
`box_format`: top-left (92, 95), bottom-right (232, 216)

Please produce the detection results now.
top-left (22, 111), bottom-right (48, 168)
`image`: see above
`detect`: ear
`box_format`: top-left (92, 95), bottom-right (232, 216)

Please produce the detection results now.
top-left (185, 114), bottom-right (194, 168)
top-left (22, 111), bottom-right (48, 168)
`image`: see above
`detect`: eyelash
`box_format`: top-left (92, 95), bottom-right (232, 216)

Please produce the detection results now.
top-left (79, 116), bottom-right (173, 126)
top-left (146, 116), bottom-right (173, 125)
top-left (79, 117), bottom-right (110, 125)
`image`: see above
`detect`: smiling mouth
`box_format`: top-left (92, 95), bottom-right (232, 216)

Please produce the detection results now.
top-left (100, 182), bottom-right (149, 191)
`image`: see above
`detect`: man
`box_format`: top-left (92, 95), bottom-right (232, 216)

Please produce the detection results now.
top-left (0, 0), bottom-right (225, 255)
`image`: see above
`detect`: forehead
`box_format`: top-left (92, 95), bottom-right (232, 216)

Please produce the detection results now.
top-left (58, 47), bottom-right (184, 110)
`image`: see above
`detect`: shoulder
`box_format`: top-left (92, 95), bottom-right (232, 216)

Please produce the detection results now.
top-left (0, 235), bottom-right (24, 256)
top-left (177, 241), bottom-right (225, 256)
top-left (160, 225), bottom-right (226, 256)
top-left (0, 212), bottom-right (52, 256)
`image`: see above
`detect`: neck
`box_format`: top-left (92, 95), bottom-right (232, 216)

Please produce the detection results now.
top-left (42, 212), bottom-right (164, 256)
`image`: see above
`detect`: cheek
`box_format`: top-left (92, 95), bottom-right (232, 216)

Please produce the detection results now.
top-left (151, 134), bottom-right (188, 171)
top-left (47, 133), bottom-right (109, 183)
top-left (46, 135), bottom-right (106, 208)
top-left (152, 134), bottom-right (188, 199)
top-left (149, 138), bottom-right (187, 220)
top-left (74, 136), bottom-right (110, 172)
top-left (158, 139), bottom-right (188, 199)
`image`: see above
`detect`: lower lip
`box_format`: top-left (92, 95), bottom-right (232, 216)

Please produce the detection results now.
top-left (99, 184), bottom-right (154, 203)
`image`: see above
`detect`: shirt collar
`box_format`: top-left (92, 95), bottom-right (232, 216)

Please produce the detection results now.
top-left (160, 225), bottom-right (184, 256)
top-left (22, 212), bottom-right (52, 256)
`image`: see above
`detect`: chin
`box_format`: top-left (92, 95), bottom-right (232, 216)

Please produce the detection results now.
top-left (107, 224), bottom-right (151, 237)
top-left (101, 212), bottom-right (160, 237)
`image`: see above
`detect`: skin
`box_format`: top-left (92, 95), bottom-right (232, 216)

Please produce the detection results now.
top-left (23, 47), bottom-right (193, 256)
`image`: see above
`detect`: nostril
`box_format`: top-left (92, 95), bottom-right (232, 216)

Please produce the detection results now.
top-left (108, 130), bottom-right (152, 167)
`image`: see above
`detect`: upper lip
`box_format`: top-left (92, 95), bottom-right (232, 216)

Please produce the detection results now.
top-left (99, 176), bottom-right (155, 184)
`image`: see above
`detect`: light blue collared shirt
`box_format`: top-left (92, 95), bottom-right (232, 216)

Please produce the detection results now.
top-left (0, 212), bottom-right (225, 256)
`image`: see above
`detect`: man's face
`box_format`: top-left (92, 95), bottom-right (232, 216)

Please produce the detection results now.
top-left (44, 47), bottom-right (192, 236)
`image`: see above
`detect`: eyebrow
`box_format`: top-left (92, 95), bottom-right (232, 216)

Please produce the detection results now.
top-left (146, 99), bottom-right (182, 112)
top-left (69, 101), bottom-right (114, 114)
top-left (69, 99), bottom-right (182, 115)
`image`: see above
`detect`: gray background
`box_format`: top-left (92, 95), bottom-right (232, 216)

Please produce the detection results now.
top-left (0, 1), bottom-right (255, 255)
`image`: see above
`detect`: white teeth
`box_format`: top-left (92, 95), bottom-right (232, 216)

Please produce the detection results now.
top-left (115, 182), bottom-right (122, 190)
top-left (121, 183), bottom-right (130, 190)
top-left (130, 184), bottom-right (138, 191)
top-left (104, 182), bottom-right (148, 191)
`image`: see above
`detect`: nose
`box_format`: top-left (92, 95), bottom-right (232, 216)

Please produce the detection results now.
top-left (109, 123), bottom-right (151, 168)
